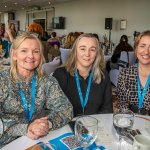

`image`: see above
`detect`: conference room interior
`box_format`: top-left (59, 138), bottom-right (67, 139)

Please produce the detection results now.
top-left (0, 0), bottom-right (150, 112)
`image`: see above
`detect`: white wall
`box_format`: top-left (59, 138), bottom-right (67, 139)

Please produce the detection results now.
top-left (14, 0), bottom-right (150, 46)
top-left (15, 10), bottom-right (27, 31)
top-left (15, 8), bottom-right (54, 31)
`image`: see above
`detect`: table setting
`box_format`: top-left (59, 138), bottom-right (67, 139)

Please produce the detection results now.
top-left (1, 114), bottom-right (150, 150)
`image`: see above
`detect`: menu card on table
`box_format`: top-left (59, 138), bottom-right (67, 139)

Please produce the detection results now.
top-left (49, 132), bottom-right (105, 150)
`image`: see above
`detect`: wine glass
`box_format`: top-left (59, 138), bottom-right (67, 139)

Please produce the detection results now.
top-left (113, 110), bottom-right (134, 150)
top-left (75, 115), bottom-right (98, 150)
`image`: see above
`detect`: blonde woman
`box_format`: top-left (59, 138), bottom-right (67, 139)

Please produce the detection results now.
top-left (0, 23), bottom-right (12, 57)
top-left (0, 33), bottom-right (73, 148)
top-left (53, 33), bottom-right (113, 116)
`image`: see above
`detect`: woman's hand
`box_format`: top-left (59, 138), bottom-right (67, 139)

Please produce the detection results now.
top-left (27, 117), bottom-right (51, 139)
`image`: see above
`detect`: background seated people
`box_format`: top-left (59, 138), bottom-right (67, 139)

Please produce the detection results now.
top-left (28, 22), bottom-right (43, 39)
top-left (47, 32), bottom-right (61, 61)
top-left (0, 33), bottom-right (73, 148)
top-left (47, 45), bottom-right (61, 62)
top-left (106, 35), bottom-right (133, 72)
top-left (47, 32), bottom-right (60, 49)
top-left (7, 23), bottom-right (17, 41)
top-left (53, 33), bottom-right (113, 117)
top-left (28, 22), bottom-right (51, 62)
top-left (62, 32), bottom-right (82, 49)
top-left (0, 23), bottom-right (13, 58)
top-left (117, 30), bottom-right (150, 116)
top-left (41, 31), bottom-right (49, 41)
top-left (60, 32), bottom-right (83, 64)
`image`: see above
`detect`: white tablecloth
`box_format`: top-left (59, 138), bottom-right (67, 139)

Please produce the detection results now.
top-left (1, 114), bottom-right (150, 150)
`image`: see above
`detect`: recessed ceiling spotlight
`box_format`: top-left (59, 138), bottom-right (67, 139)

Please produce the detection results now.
top-left (14, 2), bottom-right (18, 5)
top-left (5, 6), bottom-right (7, 8)
top-left (48, 1), bottom-right (51, 5)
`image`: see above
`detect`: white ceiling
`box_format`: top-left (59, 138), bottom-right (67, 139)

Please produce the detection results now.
top-left (0, 0), bottom-right (73, 12)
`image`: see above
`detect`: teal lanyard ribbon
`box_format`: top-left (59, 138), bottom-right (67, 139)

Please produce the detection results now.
top-left (75, 69), bottom-right (93, 113)
top-left (136, 64), bottom-right (150, 109)
top-left (18, 72), bottom-right (36, 123)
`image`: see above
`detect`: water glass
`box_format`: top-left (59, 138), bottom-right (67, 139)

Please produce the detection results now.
top-left (75, 115), bottom-right (98, 150)
top-left (113, 110), bottom-right (134, 150)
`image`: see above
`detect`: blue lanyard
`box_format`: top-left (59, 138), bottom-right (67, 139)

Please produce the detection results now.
top-left (136, 64), bottom-right (150, 109)
top-left (75, 69), bottom-right (93, 113)
top-left (18, 72), bottom-right (36, 123)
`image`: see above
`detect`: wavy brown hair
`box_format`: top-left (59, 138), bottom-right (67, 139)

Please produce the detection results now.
top-left (10, 32), bottom-right (45, 82)
top-left (65, 33), bottom-right (105, 84)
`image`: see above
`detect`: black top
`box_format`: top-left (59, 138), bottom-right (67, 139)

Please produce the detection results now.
top-left (53, 67), bottom-right (113, 117)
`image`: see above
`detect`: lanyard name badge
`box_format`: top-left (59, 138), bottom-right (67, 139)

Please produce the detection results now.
top-left (136, 64), bottom-right (150, 110)
top-left (75, 69), bottom-right (93, 113)
top-left (18, 72), bottom-right (36, 123)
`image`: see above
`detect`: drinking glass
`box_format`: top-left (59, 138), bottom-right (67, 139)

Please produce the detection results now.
top-left (113, 110), bottom-right (134, 150)
top-left (75, 115), bottom-right (98, 150)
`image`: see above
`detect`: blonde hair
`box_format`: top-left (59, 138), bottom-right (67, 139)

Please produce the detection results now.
top-left (63, 32), bottom-right (82, 49)
top-left (134, 30), bottom-right (150, 57)
top-left (8, 23), bottom-right (17, 39)
top-left (65, 33), bottom-right (105, 84)
top-left (10, 32), bottom-right (45, 82)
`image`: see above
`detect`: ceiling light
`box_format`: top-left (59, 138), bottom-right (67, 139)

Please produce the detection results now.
top-left (48, 2), bottom-right (51, 5)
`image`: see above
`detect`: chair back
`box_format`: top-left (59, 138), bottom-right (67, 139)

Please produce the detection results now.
top-left (120, 51), bottom-right (136, 65)
top-left (42, 57), bottom-right (60, 75)
top-left (60, 47), bottom-right (71, 64)
top-left (109, 69), bottom-right (119, 87)
top-left (109, 51), bottom-right (136, 87)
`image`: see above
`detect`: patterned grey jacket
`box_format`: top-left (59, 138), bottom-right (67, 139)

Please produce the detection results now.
top-left (0, 69), bottom-right (73, 148)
